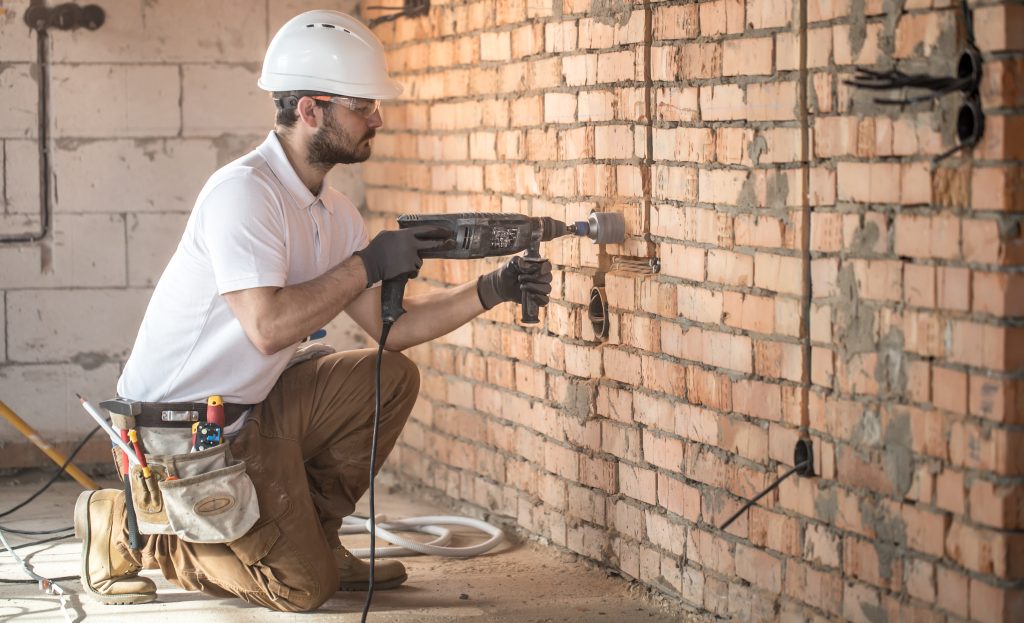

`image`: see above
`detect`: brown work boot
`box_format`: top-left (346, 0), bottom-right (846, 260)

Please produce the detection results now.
top-left (334, 545), bottom-right (408, 591)
top-left (74, 489), bottom-right (157, 605)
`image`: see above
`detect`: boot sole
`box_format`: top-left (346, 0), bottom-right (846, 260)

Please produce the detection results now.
top-left (339, 572), bottom-right (408, 592)
top-left (75, 490), bottom-right (157, 606)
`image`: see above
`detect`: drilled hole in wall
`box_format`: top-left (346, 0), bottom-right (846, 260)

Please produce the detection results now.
top-left (589, 286), bottom-right (609, 341)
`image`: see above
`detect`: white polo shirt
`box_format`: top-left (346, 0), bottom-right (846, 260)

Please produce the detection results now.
top-left (117, 131), bottom-right (369, 404)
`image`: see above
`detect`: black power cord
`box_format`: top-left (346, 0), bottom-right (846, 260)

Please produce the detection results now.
top-left (360, 320), bottom-right (394, 623)
top-left (0, 425), bottom-right (101, 520)
top-left (719, 460), bottom-right (809, 531)
top-left (0, 424), bottom-right (101, 585)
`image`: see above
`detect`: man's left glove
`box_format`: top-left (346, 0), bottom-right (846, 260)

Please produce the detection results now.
top-left (477, 256), bottom-right (553, 311)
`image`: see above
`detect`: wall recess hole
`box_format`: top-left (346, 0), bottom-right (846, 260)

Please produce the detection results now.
top-left (956, 97), bottom-right (984, 147)
top-left (589, 286), bottom-right (609, 340)
top-left (794, 439), bottom-right (815, 477)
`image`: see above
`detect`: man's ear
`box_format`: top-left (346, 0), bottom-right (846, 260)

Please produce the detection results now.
top-left (296, 97), bottom-right (321, 129)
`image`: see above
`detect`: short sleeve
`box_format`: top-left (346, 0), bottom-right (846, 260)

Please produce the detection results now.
top-left (195, 172), bottom-right (288, 294)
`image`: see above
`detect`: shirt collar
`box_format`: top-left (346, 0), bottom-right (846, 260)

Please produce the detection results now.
top-left (256, 131), bottom-right (334, 214)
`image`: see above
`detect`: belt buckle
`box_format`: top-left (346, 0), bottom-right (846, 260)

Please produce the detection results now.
top-left (161, 409), bottom-right (200, 423)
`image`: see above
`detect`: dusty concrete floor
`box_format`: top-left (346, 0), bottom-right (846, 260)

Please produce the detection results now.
top-left (0, 472), bottom-right (692, 622)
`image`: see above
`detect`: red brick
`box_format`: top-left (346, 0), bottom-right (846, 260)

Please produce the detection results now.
top-left (722, 37), bottom-right (773, 76)
top-left (937, 566), bottom-right (969, 619)
top-left (660, 242), bottom-right (705, 282)
top-left (734, 213), bottom-right (785, 248)
top-left (543, 92), bottom-right (577, 124)
top-left (641, 356), bottom-right (687, 396)
top-left (603, 347), bottom-right (642, 385)
top-left (619, 462), bottom-right (657, 505)
top-left (544, 442), bottom-right (579, 480)
top-left (970, 578), bottom-right (1024, 623)
top-left (844, 536), bottom-right (902, 590)
top-left (645, 510), bottom-right (686, 556)
top-left (678, 42), bottom-right (722, 80)
top-left (749, 506), bottom-right (802, 553)
top-left (580, 456), bottom-right (617, 493)
top-left (905, 557), bottom-right (936, 603)
top-left (962, 219), bottom-right (1004, 264)
top-left (719, 417), bottom-right (768, 462)
top-left (970, 479), bottom-right (1024, 530)
top-left (654, 3), bottom-right (699, 40)
top-left (735, 543), bottom-right (782, 593)
top-left (972, 166), bottom-right (1023, 211)
top-left (731, 379), bottom-right (783, 422)
top-left (687, 528), bottom-right (735, 576)
top-left (894, 11), bottom-right (956, 59)
top-left (811, 212), bottom-right (843, 252)
top-left (804, 522), bottom-right (841, 567)
top-left (972, 4), bottom-right (1024, 53)
top-left (686, 367), bottom-right (732, 411)
top-left (747, 81), bottom-right (798, 121)
top-left (747, 0), bottom-right (791, 29)
top-left (643, 428), bottom-right (684, 471)
top-left (969, 375), bottom-right (1021, 424)
top-left (837, 161), bottom-right (902, 203)
top-left (784, 560), bottom-right (843, 616)
top-left (700, 84), bottom-right (746, 121)
top-left (707, 249), bottom-right (754, 287)
top-left (723, 291), bottom-right (774, 334)
top-left (904, 263), bottom-right (936, 308)
top-left (931, 366), bottom-right (967, 414)
top-left (658, 473), bottom-right (701, 521)
top-left (653, 164), bottom-right (698, 202)
top-left (935, 468), bottom-right (965, 515)
top-left (974, 271), bottom-right (1024, 317)
top-left (950, 321), bottom-right (1016, 371)
top-left (945, 520), bottom-right (1014, 578)
top-left (653, 127), bottom-right (715, 163)
top-left (597, 50), bottom-right (637, 83)
top-left (753, 252), bottom-right (803, 295)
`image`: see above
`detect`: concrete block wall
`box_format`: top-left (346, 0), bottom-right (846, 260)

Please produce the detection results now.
top-left (0, 0), bottom-right (366, 465)
top-left (363, 1), bottom-right (1024, 621)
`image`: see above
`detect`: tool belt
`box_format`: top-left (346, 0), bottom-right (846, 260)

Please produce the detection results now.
top-left (135, 401), bottom-right (253, 428)
top-left (121, 442), bottom-right (258, 543)
top-left (107, 400), bottom-right (259, 544)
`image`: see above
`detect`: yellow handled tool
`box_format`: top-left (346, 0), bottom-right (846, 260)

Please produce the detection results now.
top-left (0, 400), bottom-right (99, 490)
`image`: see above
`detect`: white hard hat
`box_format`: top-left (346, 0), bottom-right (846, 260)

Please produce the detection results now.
top-left (258, 11), bottom-right (402, 100)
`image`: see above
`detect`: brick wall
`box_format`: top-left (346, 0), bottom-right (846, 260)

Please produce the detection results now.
top-left (365, 1), bottom-right (1024, 620)
top-left (0, 0), bottom-right (366, 465)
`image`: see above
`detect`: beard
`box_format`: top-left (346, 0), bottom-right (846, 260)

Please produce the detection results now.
top-left (307, 111), bottom-right (375, 168)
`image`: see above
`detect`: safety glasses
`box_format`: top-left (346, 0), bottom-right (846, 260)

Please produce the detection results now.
top-left (310, 95), bottom-right (381, 119)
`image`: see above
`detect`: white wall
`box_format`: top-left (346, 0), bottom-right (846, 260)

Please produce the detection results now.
top-left (0, 0), bottom-right (365, 446)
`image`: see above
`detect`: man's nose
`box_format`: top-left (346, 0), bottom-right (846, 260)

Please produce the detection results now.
top-left (367, 108), bottom-right (383, 129)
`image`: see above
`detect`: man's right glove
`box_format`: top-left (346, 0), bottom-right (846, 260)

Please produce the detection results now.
top-left (477, 256), bottom-right (553, 311)
top-left (354, 225), bottom-right (451, 288)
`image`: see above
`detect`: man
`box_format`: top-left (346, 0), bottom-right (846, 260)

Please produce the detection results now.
top-left (73, 10), bottom-right (551, 612)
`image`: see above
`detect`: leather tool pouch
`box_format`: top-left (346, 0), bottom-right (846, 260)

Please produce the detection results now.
top-left (128, 442), bottom-right (259, 543)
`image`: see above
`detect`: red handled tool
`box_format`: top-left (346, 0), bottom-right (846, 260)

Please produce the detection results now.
top-left (206, 395), bottom-right (224, 427)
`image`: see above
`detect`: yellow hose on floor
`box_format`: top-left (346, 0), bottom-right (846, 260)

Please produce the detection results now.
top-left (0, 400), bottom-right (99, 490)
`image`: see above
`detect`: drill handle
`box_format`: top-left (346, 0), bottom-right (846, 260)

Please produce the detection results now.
top-left (381, 273), bottom-right (413, 326)
top-left (520, 246), bottom-right (543, 324)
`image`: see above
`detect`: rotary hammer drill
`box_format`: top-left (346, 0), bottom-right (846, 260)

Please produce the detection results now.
top-left (380, 211), bottom-right (626, 325)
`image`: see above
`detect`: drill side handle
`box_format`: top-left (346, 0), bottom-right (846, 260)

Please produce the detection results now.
top-left (520, 245), bottom-right (543, 324)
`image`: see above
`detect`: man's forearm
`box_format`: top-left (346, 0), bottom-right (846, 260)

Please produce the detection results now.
top-left (227, 255), bottom-right (369, 355)
top-left (380, 280), bottom-right (485, 351)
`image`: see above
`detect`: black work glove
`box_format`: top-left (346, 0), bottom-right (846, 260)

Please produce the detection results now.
top-left (477, 256), bottom-right (553, 310)
top-left (353, 226), bottom-right (451, 288)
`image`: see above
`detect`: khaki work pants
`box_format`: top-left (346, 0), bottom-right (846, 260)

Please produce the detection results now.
top-left (128, 349), bottom-right (419, 611)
